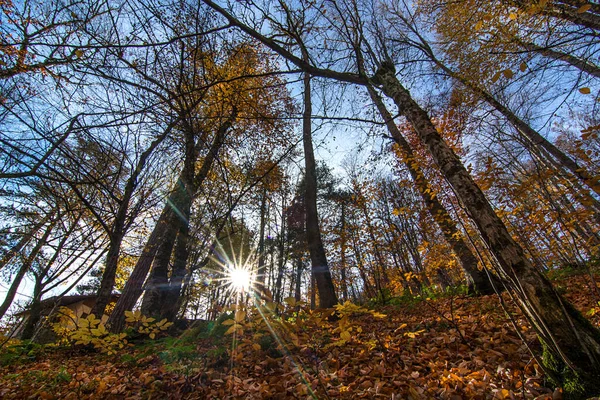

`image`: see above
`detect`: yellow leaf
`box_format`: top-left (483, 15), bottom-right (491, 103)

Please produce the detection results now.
top-left (502, 69), bottom-right (513, 79)
top-left (149, 332), bottom-right (155, 339)
top-left (579, 87), bottom-right (591, 94)
top-left (491, 71), bottom-right (501, 83)
top-left (519, 62), bottom-right (527, 72)
top-left (221, 319), bottom-right (235, 325)
top-left (509, 13), bottom-right (517, 20)
top-left (577, 4), bottom-right (592, 13)
top-left (252, 343), bottom-right (261, 351)
top-left (340, 330), bottom-right (352, 341)
top-left (225, 325), bottom-right (238, 335)
top-left (475, 21), bottom-right (483, 30)
top-left (234, 310), bottom-right (246, 323)
top-left (75, 49), bottom-right (84, 58)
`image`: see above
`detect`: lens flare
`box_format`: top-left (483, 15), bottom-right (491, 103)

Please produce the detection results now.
top-left (226, 265), bottom-right (252, 293)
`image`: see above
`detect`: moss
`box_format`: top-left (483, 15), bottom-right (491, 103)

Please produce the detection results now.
top-left (541, 341), bottom-right (597, 399)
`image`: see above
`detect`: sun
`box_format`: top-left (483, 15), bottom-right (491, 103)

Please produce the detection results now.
top-left (226, 265), bottom-right (252, 293)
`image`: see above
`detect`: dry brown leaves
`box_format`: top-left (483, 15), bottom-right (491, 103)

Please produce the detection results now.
top-left (1, 273), bottom-right (597, 399)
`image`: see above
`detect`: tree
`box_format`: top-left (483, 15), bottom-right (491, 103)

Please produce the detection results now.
top-left (201, 0), bottom-right (600, 390)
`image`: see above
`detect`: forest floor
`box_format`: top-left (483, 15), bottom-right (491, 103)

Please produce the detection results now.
top-left (1, 272), bottom-right (599, 400)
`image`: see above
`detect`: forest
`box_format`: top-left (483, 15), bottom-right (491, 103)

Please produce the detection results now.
top-left (0, 0), bottom-right (599, 398)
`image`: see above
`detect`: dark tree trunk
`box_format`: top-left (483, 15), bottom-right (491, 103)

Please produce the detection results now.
top-left (339, 201), bottom-right (349, 301)
top-left (302, 69), bottom-right (338, 309)
top-left (159, 228), bottom-right (190, 321)
top-left (294, 257), bottom-right (303, 304)
top-left (91, 229), bottom-right (125, 317)
top-left (366, 85), bottom-right (495, 294)
top-left (141, 207), bottom-right (184, 317)
top-left (374, 63), bottom-right (600, 388)
top-left (0, 218), bottom-right (56, 320)
top-left (107, 206), bottom-right (171, 332)
top-left (274, 197), bottom-right (287, 304)
top-left (20, 281), bottom-right (42, 340)
top-left (157, 113), bottom-right (236, 320)
top-left (256, 185), bottom-right (268, 285)
top-left (92, 128), bottom-right (171, 317)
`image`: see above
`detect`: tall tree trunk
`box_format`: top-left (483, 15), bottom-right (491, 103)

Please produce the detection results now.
top-left (256, 185), bottom-right (268, 286)
top-left (373, 63), bottom-right (600, 389)
top-left (274, 196), bottom-right (288, 304)
top-left (107, 206), bottom-right (171, 332)
top-left (157, 112), bottom-right (236, 320)
top-left (141, 185), bottom-right (191, 317)
top-left (0, 217), bottom-right (56, 320)
top-left (91, 127), bottom-right (171, 317)
top-left (310, 272), bottom-right (316, 310)
top-left (294, 257), bottom-right (303, 304)
top-left (302, 68), bottom-right (338, 309)
top-left (366, 85), bottom-right (495, 294)
top-left (339, 201), bottom-right (349, 301)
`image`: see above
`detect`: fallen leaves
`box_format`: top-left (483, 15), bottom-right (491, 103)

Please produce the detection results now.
top-left (1, 274), bottom-right (597, 399)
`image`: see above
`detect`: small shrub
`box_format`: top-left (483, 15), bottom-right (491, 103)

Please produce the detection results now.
top-left (124, 310), bottom-right (173, 339)
top-left (51, 307), bottom-right (173, 355)
top-left (0, 340), bottom-right (44, 366)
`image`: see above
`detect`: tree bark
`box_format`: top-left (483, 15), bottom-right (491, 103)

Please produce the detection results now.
top-left (157, 112), bottom-right (236, 320)
top-left (274, 195), bottom-right (288, 304)
top-left (302, 68), bottom-right (338, 309)
top-left (91, 127), bottom-right (171, 317)
top-left (256, 185), bottom-right (268, 285)
top-left (367, 84), bottom-right (495, 294)
top-left (0, 217), bottom-right (56, 320)
top-left (339, 201), bottom-right (349, 301)
top-left (107, 205), bottom-right (171, 332)
top-left (374, 63), bottom-right (600, 385)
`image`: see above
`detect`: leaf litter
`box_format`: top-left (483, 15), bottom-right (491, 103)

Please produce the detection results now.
top-left (2, 274), bottom-right (598, 399)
